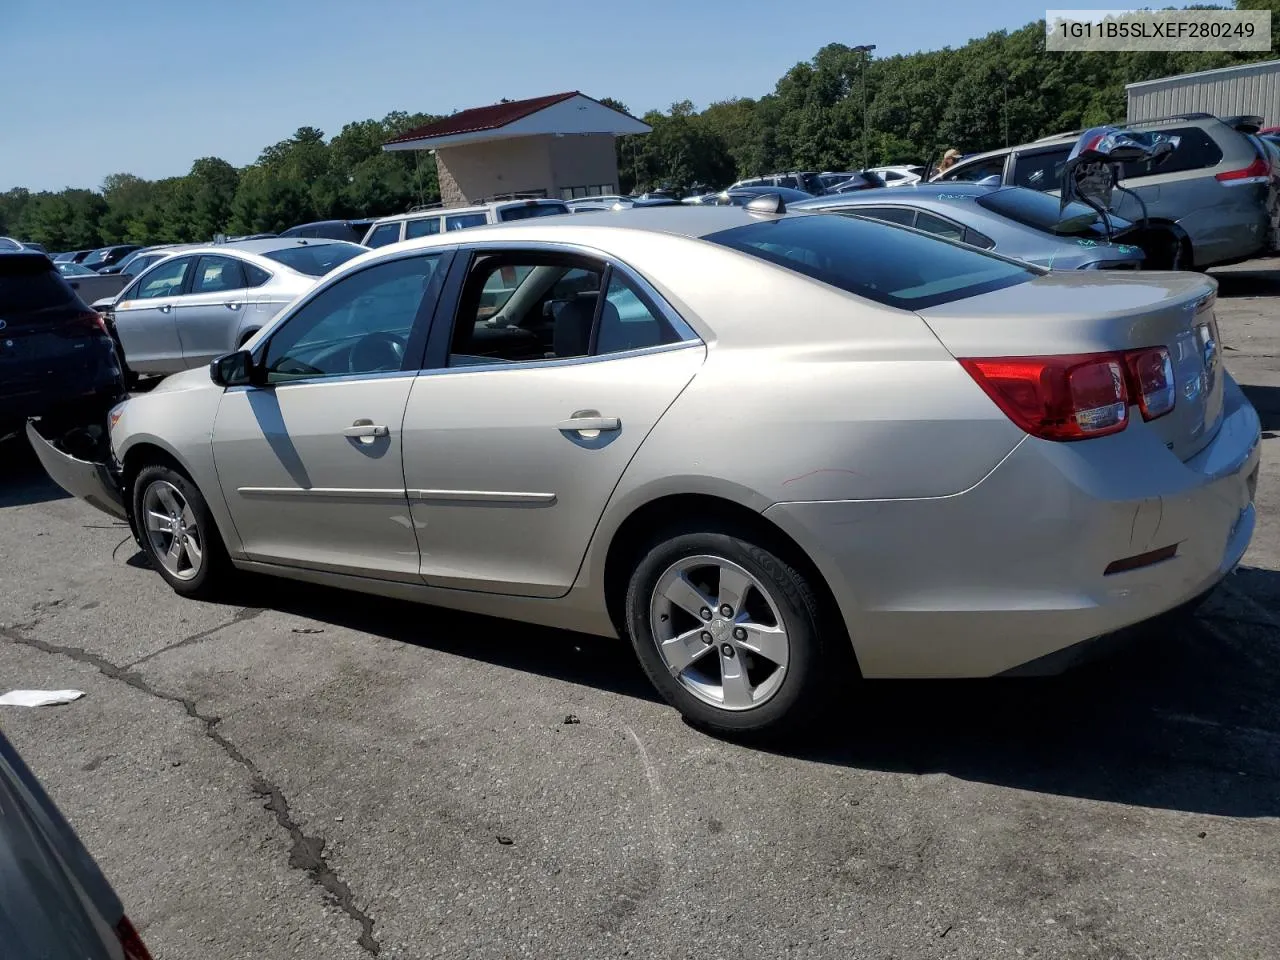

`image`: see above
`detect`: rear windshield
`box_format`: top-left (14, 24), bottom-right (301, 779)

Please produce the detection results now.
top-left (262, 242), bottom-right (365, 277)
top-left (975, 188), bottom-right (1125, 238)
top-left (0, 258), bottom-right (79, 313)
top-left (706, 213), bottom-right (1033, 310)
top-left (499, 202), bottom-right (569, 222)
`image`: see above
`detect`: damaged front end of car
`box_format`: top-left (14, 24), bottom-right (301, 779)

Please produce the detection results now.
top-left (25, 402), bottom-right (139, 543)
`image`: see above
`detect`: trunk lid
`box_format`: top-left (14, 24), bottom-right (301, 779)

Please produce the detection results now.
top-left (917, 271), bottom-right (1224, 461)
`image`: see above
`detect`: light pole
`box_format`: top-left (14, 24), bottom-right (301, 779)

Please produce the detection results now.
top-left (853, 43), bottom-right (876, 170)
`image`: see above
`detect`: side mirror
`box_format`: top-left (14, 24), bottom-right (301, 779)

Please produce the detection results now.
top-left (209, 350), bottom-right (258, 388)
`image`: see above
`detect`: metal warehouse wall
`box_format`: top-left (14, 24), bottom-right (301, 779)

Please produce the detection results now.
top-left (1127, 60), bottom-right (1280, 126)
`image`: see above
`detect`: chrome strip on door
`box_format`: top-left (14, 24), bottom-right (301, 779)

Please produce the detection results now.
top-left (236, 487), bottom-right (408, 501)
top-left (407, 489), bottom-right (557, 506)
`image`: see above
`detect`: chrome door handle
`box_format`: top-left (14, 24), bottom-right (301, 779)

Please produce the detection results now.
top-left (225, 302), bottom-right (241, 310)
top-left (343, 420), bottom-right (389, 439)
top-left (158, 304), bottom-right (172, 313)
top-left (557, 415), bottom-right (620, 432)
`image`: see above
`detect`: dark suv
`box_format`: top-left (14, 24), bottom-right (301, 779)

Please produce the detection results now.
top-left (0, 252), bottom-right (126, 444)
top-left (933, 113), bottom-right (1278, 269)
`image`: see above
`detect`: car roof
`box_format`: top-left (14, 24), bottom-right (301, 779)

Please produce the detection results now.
top-left (194, 237), bottom-right (360, 256)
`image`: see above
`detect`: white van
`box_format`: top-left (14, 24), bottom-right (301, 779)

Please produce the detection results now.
top-left (362, 198), bottom-right (570, 248)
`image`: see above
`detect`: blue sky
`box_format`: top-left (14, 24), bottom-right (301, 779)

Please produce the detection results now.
top-left (0, 0), bottom-right (1183, 191)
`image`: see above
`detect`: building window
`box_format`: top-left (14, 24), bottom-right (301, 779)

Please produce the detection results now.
top-left (560, 183), bottom-right (616, 200)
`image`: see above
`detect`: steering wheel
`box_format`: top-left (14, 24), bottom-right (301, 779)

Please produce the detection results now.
top-left (348, 331), bottom-right (406, 373)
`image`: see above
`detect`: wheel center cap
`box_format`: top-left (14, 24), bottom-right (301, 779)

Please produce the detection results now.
top-left (711, 618), bottom-right (731, 642)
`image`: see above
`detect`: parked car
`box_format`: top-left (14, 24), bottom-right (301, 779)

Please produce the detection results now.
top-left (824, 170), bottom-right (890, 193)
top-left (0, 237), bottom-right (46, 252)
top-left (278, 219), bottom-right (376, 244)
top-left (362, 199), bottom-right (570, 248)
top-left (112, 245), bottom-right (191, 280)
top-left (730, 172), bottom-right (829, 194)
top-left (0, 251), bottom-right (124, 444)
top-left (52, 249), bottom-right (95, 264)
top-left (0, 728), bottom-right (156, 960)
top-left (710, 185), bottom-right (816, 205)
top-left (30, 206), bottom-right (1259, 736)
top-left (103, 238), bottom-right (365, 376)
top-left (56, 260), bottom-right (131, 302)
top-left (791, 183), bottom-right (1146, 269)
top-left (867, 164), bottom-right (925, 187)
top-left (81, 244), bottom-right (142, 274)
top-left (931, 113), bottom-right (1278, 268)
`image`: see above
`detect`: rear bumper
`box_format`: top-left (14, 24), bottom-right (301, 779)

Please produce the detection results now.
top-left (763, 375), bottom-right (1261, 678)
top-left (25, 422), bottom-right (128, 522)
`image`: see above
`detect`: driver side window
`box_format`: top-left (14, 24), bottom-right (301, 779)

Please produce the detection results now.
top-left (263, 254), bottom-right (444, 383)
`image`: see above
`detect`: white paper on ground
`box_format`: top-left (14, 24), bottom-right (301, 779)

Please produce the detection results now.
top-left (0, 689), bottom-right (85, 707)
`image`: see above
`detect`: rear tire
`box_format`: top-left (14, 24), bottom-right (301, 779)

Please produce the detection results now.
top-left (131, 464), bottom-right (232, 600)
top-left (624, 523), bottom-right (837, 737)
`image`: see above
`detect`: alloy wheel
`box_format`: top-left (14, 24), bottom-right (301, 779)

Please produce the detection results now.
top-left (141, 480), bottom-right (203, 581)
top-left (648, 555), bottom-right (790, 711)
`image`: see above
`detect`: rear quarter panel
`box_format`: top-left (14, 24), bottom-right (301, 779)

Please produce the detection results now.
top-left (572, 233), bottom-right (1025, 589)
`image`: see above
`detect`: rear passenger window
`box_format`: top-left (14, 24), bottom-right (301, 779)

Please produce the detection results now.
top-left (964, 228), bottom-right (996, 249)
top-left (405, 217), bottom-right (441, 239)
top-left (366, 223), bottom-right (402, 248)
top-left (914, 211), bottom-right (966, 242)
top-left (846, 206), bottom-right (916, 227)
top-left (596, 272), bottom-right (680, 356)
top-left (244, 263), bottom-right (271, 287)
top-left (943, 155), bottom-right (1007, 182)
top-left (1121, 127), bottom-right (1223, 178)
top-left (1011, 148), bottom-right (1071, 191)
top-left (445, 213), bottom-right (488, 231)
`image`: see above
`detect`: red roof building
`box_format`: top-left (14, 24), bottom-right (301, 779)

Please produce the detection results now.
top-left (383, 92), bottom-right (651, 206)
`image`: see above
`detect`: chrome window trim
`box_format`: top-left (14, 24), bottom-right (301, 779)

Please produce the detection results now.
top-left (225, 370), bottom-right (418, 392)
top-left (423, 339), bottom-right (703, 378)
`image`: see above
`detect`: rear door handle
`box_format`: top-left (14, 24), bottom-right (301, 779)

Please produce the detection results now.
top-left (158, 304), bottom-right (172, 314)
top-left (225, 302), bottom-right (242, 310)
top-left (343, 419), bottom-right (389, 439)
top-left (557, 415), bottom-right (620, 432)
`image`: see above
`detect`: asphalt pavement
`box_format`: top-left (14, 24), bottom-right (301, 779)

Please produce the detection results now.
top-left (2, 263), bottom-right (1279, 960)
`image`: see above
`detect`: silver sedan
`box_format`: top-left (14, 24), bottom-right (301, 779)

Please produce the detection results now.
top-left (105, 238), bottom-right (366, 376)
top-left (30, 204), bottom-right (1260, 736)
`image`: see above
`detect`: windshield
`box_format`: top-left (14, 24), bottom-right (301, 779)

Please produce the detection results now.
top-left (56, 262), bottom-right (95, 276)
top-left (0, 258), bottom-right (78, 312)
top-left (262, 242), bottom-right (366, 277)
top-left (499, 203), bottom-right (569, 222)
top-left (706, 213), bottom-right (1033, 310)
top-left (976, 188), bottom-right (1126, 237)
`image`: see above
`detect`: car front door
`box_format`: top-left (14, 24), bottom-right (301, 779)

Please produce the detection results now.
top-left (178, 255), bottom-right (251, 368)
top-left (401, 246), bottom-right (705, 598)
top-left (210, 250), bottom-right (451, 581)
top-left (111, 256), bottom-right (195, 374)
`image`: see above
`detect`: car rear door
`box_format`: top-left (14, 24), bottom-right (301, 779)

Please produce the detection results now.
top-left (400, 245), bottom-right (704, 598)
top-left (177, 255), bottom-right (250, 367)
top-left (111, 255), bottom-right (194, 374)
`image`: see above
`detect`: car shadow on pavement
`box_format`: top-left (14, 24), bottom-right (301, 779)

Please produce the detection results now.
top-left (1239, 384), bottom-right (1280, 432)
top-left (772, 568), bottom-right (1280, 819)
top-left (0, 438), bottom-right (70, 509)
top-left (1212, 266), bottom-right (1280, 299)
top-left (234, 575), bottom-right (661, 704)
top-left (224, 562), bottom-right (1280, 819)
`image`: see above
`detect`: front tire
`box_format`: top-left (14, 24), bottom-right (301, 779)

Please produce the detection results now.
top-left (132, 464), bottom-right (231, 599)
top-left (624, 525), bottom-right (836, 737)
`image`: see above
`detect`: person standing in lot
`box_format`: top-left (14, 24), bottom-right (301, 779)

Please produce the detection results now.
top-left (937, 148), bottom-right (962, 175)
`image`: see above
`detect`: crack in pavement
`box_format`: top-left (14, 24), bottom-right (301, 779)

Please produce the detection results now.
top-left (0, 622), bottom-right (381, 956)
top-left (124, 606), bottom-right (265, 669)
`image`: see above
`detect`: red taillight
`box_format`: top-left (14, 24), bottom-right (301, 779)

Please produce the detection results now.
top-left (961, 346), bottom-right (1175, 442)
top-left (116, 916), bottom-right (155, 960)
top-left (1215, 154), bottom-right (1269, 183)
top-left (72, 310), bottom-right (108, 334)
